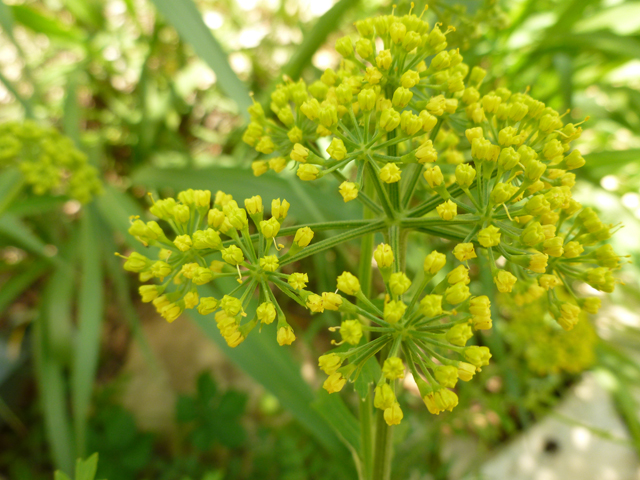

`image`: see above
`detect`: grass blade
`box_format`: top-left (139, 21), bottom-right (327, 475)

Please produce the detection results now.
top-left (190, 284), bottom-right (345, 455)
top-left (0, 213), bottom-right (57, 261)
top-left (283, 0), bottom-right (359, 80)
top-left (149, 0), bottom-right (252, 116)
top-left (71, 205), bottom-right (104, 457)
top-left (0, 259), bottom-right (49, 314)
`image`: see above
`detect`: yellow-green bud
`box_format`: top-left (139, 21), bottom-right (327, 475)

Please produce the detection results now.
top-left (493, 270), bottom-right (517, 292)
top-left (294, 226), bottom-right (314, 247)
top-left (327, 137), bottom-right (347, 160)
top-left (221, 245), bottom-right (244, 265)
top-left (419, 294), bottom-right (443, 317)
top-left (384, 300), bottom-right (407, 324)
top-left (339, 181), bottom-right (358, 202)
top-left (455, 163), bottom-right (476, 188)
top-left (340, 319), bottom-right (362, 345)
top-left (288, 272), bottom-right (308, 290)
top-left (446, 323), bottom-right (473, 346)
top-left (478, 225), bottom-right (501, 247)
top-left (337, 271), bottom-right (361, 295)
top-left (423, 251), bottom-right (446, 274)
top-left (444, 282), bottom-right (470, 304)
top-left (389, 272), bottom-right (411, 295)
top-left (374, 244), bottom-right (394, 268)
top-left (260, 217), bottom-right (281, 239)
top-left (380, 163), bottom-right (401, 183)
top-left (453, 243), bottom-right (476, 262)
top-left (335, 36), bottom-right (353, 57)
top-left (436, 200), bottom-right (457, 220)
top-left (382, 357), bottom-right (405, 380)
top-left (192, 229), bottom-right (222, 250)
top-left (392, 87), bottom-right (413, 108)
top-left (358, 88), bottom-right (377, 111)
top-left (198, 297), bottom-right (219, 315)
top-left (380, 108), bottom-right (401, 131)
top-left (297, 164), bottom-right (320, 181)
top-left (435, 365), bottom-right (458, 388)
top-left (257, 302), bottom-right (277, 325)
top-left (259, 255), bottom-right (279, 272)
top-left (318, 353), bottom-right (342, 375)
top-left (464, 346), bottom-right (491, 367)
top-left (174, 234), bottom-right (193, 252)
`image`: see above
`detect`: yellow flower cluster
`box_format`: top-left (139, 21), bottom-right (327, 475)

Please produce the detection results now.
top-left (0, 120), bottom-right (102, 203)
top-left (118, 190), bottom-right (314, 347)
top-left (318, 245), bottom-right (494, 424)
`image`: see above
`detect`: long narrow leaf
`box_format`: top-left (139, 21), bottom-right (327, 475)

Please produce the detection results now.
top-left (283, 0), bottom-right (359, 80)
top-left (71, 205), bottom-right (104, 457)
top-left (190, 284), bottom-right (345, 455)
top-left (0, 213), bottom-right (57, 261)
top-left (149, 0), bottom-right (252, 116)
top-left (0, 259), bottom-right (49, 314)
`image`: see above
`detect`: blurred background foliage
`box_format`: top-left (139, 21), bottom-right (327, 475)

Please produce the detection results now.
top-left (0, 0), bottom-right (639, 479)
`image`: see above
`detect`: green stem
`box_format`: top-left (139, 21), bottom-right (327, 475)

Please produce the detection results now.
top-left (372, 405), bottom-right (393, 480)
top-left (281, 220), bottom-right (386, 266)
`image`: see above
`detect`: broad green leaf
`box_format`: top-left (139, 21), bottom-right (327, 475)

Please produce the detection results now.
top-left (149, 0), bottom-right (252, 116)
top-left (129, 165), bottom-right (357, 222)
top-left (72, 206), bottom-right (104, 457)
top-left (0, 259), bottom-right (48, 314)
top-left (10, 5), bottom-right (86, 43)
top-left (283, 0), bottom-right (359, 80)
top-left (0, 167), bottom-right (25, 217)
top-left (75, 453), bottom-right (99, 480)
top-left (312, 389), bottom-right (361, 453)
top-left (188, 284), bottom-right (346, 455)
top-left (33, 318), bottom-right (74, 474)
top-left (0, 213), bottom-right (55, 260)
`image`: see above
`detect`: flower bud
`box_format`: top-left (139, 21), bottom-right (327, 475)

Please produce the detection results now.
top-left (389, 272), bottom-right (411, 295)
top-left (123, 252), bottom-right (151, 272)
top-left (478, 225), bottom-right (501, 247)
top-left (192, 229), bottom-right (222, 250)
top-left (435, 366), bottom-right (458, 388)
top-left (151, 261), bottom-right (172, 279)
top-left (260, 217), bottom-right (281, 239)
top-left (379, 108), bottom-right (401, 131)
top-left (259, 255), bottom-right (279, 272)
top-left (453, 243), bottom-right (476, 262)
top-left (297, 164), bottom-right (320, 181)
top-left (277, 325), bottom-right (296, 346)
top-left (380, 163), bottom-right (401, 183)
top-left (455, 163), bottom-right (476, 188)
top-left (323, 372), bottom-right (346, 393)
top-left (383, 357), bottom-right (405, 380)
top-left (221, 245), bottom-right (244, 265)
top-left (390, 21), bottom-right (407, 44)
top-left (294, 226), bottom-right (314, 247)
top-left (563, 241), bottom-right (584, 258)
top-left (419, 294), bottom-right (443, 317)
top-left (340, 319), bottom-right (363, 345)
top-left (374, 383), bottom-right (397, 410)
top-left (457, 362), bottom-right (476, 381)
top-left (401, 70), bottom-right (421, 89)
top-left (288, 272), bottom-right (308, 290)
top-left (376, 49), bottom-right (392, 70)
top-left (400, 111), bottom-right (423, 135)
top-left (525, 195), bottom-right (551, 216)
top-left (565, 150), bottom-right (585, 170)
top-left (445, 282), bottom-right (470, 304)
top-left (493, 270), bottom-right (517, 292)
top-left (339, 181), bottom-right (358, 202)
top-left (423, 166), bottom-right (444, 188)
top-left (358, 88), bottom-right (377, 111)
top-left (402, 31), bottom-right (422, 51)
top-left (319, 353), bottom-right (342, 375)
top-left (268, 157), bottom-right (287, 173)
top-left (415, 140), bottom-right (438, 163)
top-left (436, 200), bottom-right (457, 220)
top-left (374, 244), bottom-right (394, 268)
top-left (419, 110), bottom-right (438, 131)
top-left (384, 300), bottom-right (407, 324)
top-left (256, 302), bottom-right (276, 325)
top-left (337, 271), bottom-right (361, 295)
top-left (322, 292), bottom-right (343, 311)
top-left (355, 38), bottom-right (373, 58)
top-left (306, 294), bottom-right (324, 313)
top-left (464, 346), bottom-right (491, 367)
top-left (392, 87), bottom-right (413, 108)
top-left (446, 323), bottom-right (473, 346)
top-left (556, 303), bottom-right (581, 331)
top-left (447, 265), bottom-right (470, 285)
top-left (423, 251), bottom-right (446, 274)
top-left (582, 297), bottom-right (601, 315)
top-left (271, 198), bottom-right (290, 221)
top-left (469, 66), bottom-right (487, 85)
top-left (139, 285), bottom-right (159, 303)
top-left (335, 36), bottom-right (353, 57)
top-left (174, 234), bottom-right (193, 252)
top-left (198, 297), bottom-right (219, 315)
top-left (244, 195), bottom-right (263, 214)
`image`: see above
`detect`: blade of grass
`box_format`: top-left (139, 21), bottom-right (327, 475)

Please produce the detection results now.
top-left (0, 167), bottom-right (25, 217)
top-left (0, 213), bottom-right (59, 262)
top-left (312, 389), bottom-right (361, 452)
top-left (149, 0), bottom-right (252, 116)
top-left (283, 0), bottom-right (359, 80)
top-left (0, 259), bottom-right (49, 314)
top-left (192, 284), bottom-right (345, 455)
top-left (71, 205), bottom-right (104, 458)
top-left (34, 288), bottom-right (75, 474)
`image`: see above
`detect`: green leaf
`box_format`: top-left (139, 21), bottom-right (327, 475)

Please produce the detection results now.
top-left (582, 149), bottom-right (640, 178)
top-left (33, 316), bottom-right (74, 474)
top-left (283, 0), bottom-right (360, 80)
top-left (129, 165), bottom-right (358, 222)
top-left (0, 213), bottom-right (56, 260)
top-left (95, 185), bottom-right (146, 250)
top-left (54, 472), bottom-right (72, 480)
top-left (10, 5), bottom-right (86, 43)
top-left (0, 259), bottom-right (49, 314)
top-left (187, 288), bottom-right (346, 455)
top-left (75, 453), bottom-right (99, 480)
top-left (0, 0), bottom-right (14, 35)
top-left (149, 0), bottom-right (252, 116)
top-left (71, 205), bottom-right (105, 457)
top-left (354, 355), bottom-right (381, 400)
top-left (311, 389), bottom-right (361, 453)
top-left (0, 167), bottom-right (24, 216)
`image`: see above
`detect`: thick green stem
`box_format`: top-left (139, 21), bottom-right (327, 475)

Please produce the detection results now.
top-left (372, 406), bottom-right (393, 480)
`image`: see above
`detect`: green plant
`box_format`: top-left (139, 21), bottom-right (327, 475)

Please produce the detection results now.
top-left (117, 7), bottom-right (626, 479)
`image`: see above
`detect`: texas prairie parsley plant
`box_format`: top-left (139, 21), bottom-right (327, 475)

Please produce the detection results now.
top-left (119, 6), bottom-right (623, 467)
